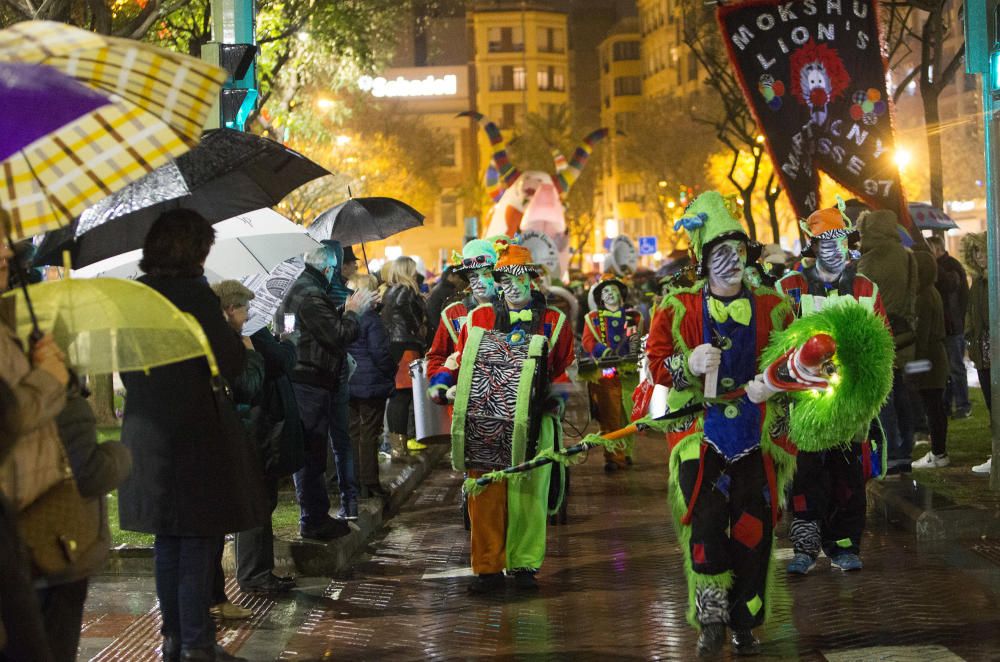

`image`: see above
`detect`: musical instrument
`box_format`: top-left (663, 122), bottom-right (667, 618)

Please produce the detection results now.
top-left (409, 359), bottom-right (452, 445)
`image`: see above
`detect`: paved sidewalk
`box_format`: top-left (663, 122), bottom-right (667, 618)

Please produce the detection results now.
top-left (80, 433), bottom-right (1000, 660)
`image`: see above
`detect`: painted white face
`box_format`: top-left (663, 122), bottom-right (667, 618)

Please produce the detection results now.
top-left (600, 285), bottom-right (622, 312)
top-left (816, 236), bottom-right (847, 276)
top-left (498, 272), bottom-right (532, 309)
top-left (468, 268), bottom-right (496, 303)
top-left (707, 239), bottom-right (747, 292)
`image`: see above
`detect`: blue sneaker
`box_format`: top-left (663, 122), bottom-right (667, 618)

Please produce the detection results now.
top-left (831, 553), bottom-right (863, 571)
top-left (787, 552), bottom-right (816, 575)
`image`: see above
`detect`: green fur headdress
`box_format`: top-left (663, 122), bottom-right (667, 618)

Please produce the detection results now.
top-left (759, 302), bottom-right (894, 451)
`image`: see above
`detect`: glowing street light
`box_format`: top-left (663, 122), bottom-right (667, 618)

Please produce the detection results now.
top-left (335, 134), bottom-right (352, 146)
top-left (894, 147), bottom-right (912, 171)
top-left (316, 97), bottom-right (335, 110)
top-left (385, 245), bottom-right (403, 260)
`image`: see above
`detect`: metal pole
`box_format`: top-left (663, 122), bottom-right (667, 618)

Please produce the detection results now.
top-left (983, 80), bottom-right (1000, 490)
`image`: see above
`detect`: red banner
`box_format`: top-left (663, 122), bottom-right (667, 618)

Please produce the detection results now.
top-left (717, 0), bottom-right (910, 225)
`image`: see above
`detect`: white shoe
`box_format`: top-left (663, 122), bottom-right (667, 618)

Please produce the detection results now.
top-left (972, 456), bottom-right (992, 475)
top-left (912, 451), bottom-right (950, 469)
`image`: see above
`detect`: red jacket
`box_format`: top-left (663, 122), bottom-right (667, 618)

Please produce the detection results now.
top-left (776, 268), bottom-right (887, 323)
top-left (426, 300), bottom-right (468, 379)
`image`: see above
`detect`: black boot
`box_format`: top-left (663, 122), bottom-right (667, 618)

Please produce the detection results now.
top-left (513, 570), bottom-right (538, 591)
top-left (732, 629), bottom-right (760, 656)
top-left (467, 572), bottom-right (505, 595)
top-left (696, 623), bottom-right (726, 657)
top-left (162, 636), bottom-right (180, 662)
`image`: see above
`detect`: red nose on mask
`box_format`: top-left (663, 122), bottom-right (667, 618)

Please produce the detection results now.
top-left (809, 88), bottom-right (829, 107)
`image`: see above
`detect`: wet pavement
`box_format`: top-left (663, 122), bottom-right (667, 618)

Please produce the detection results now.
top-left (80, 435), bottom-right (1000, 661)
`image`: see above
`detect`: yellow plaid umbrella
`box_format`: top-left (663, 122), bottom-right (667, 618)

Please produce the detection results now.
top-left (0, 21), bottom-right (226, 147)
top-left (2, 277), bottom-right (219, 377)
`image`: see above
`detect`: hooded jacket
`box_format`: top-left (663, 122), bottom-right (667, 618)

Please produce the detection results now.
top-left (912, 251), bottom-right (948, 390)
top-left (961, 232), bottom-right (989, 369)
top-left (857, 210), bottom-right (918, 363)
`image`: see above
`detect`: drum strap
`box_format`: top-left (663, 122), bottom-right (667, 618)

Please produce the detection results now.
top-left (450, 326), bottom-right (487, 472)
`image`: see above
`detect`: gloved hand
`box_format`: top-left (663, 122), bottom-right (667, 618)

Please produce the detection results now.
top-left (545, 395), bottom-right (567, 419)
top-left (745, 374), bottom-right (779, 404)
top-left (687, 343), bottom-right (721, 376)
top-left (428, 384), bottom-right (450, 406)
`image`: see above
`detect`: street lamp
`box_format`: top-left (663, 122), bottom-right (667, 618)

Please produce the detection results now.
top-left (894, 147), bottom-right (912, 172)
top-left (316, 97), bottom-right (335, 110)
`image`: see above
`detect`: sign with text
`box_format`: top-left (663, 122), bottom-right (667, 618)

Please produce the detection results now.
top-left (717, 0), bottom-right (910, 225)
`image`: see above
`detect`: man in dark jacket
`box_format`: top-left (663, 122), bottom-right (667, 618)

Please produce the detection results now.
top-left (276, 242), bottom-right (374, 539)
top-left (928, 236), bottom-right (971, 418)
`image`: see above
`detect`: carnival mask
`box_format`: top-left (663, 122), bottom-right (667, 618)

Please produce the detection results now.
top-left (707, 239), bottom-right (747, 293)
top-left (498, 272), bottom-right (532, 309)
top-left (816, 236), bottom-right (847, 278)
top-left (600, 285), bottom-right (623, 312)
top-left (468, 268), bottom-right (496, 303)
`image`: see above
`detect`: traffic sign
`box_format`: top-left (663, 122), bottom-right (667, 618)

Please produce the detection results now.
top-left (638, 236), bottom-right (658, 256)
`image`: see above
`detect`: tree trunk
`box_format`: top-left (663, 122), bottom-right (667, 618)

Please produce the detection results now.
top-left (88, 374), bottom-right (119, 427)
top-left (765, 171), bottom-right (781, 243)
top-left (921, 82), bottom-right (945, 210)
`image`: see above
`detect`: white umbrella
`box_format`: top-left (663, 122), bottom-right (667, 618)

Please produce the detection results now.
top-left (72, 208), bottom-right (318, 282)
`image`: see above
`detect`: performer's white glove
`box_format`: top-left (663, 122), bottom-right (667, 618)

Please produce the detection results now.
top-left (446, 385), bottom-right (457, 403)
top-left (745, 374), bottom-right (780, 404)
top-left (687, 343), bottom-right (721, 376)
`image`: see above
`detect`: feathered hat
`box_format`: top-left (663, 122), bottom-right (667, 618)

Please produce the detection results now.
top-left (493, 243), bottom-right (541, 277)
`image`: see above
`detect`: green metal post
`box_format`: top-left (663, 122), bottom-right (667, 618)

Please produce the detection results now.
top-left (203, 0), bottom-right (257, 131)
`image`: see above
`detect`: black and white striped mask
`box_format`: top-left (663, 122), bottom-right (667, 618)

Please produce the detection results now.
top-left (816, 237), bottom-right (847, 276)
top-left (707, 240), bottom-right (747, 291)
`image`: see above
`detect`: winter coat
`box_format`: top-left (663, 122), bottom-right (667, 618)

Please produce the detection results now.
top-left (935, 252), bottom-right (968, 336)
top-left (118, 275), bottom-right (268, 537)
top-left (348, 309), bottom-right (396, 400)
top-left (382, 284), bottom-right (428, 352)
top-left (0, 298), bottom-right (68, 512)
top-left (912, 251), bottom-right (948, 390)
top-left (274, 265), bottom-right (361, 392)
top-left (962, 233), bottom-right (990, 370)
top-left (42, 387), bottom-right (131, 586)
top-left (857, 210), bottom-right (919, 364)
top-left (248, 329), bottom-right (304, 477)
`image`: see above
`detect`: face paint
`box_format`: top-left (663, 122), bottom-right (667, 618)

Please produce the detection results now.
top-left (468, 268), bottom-right (496, 303)
top-left (816, 236), bottom-right (846, 277)
top-left (707, 240), bottom-right (746, 294)
top-left (498, 272), bottom-right (532, 309)
top-left (600, 285), bottom-right (622, 311)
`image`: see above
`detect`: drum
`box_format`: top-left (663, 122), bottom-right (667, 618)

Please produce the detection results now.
top-left (409, 359), bottom-right (452, 445)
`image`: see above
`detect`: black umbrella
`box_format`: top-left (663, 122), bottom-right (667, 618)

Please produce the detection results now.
top-left (35, 129), bottom-right (330, 268)
top-left (306, 196), bottom-right (424, 268)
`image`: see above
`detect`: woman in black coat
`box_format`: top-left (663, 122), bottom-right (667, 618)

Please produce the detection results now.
top-left (117, 210), bottom-right (265, 662)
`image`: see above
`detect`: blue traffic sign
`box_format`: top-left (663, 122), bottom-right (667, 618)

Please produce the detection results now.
top-left (602, 238), bottom-right (613, 250)
top-left (638, 236), bottom-right (658, 255)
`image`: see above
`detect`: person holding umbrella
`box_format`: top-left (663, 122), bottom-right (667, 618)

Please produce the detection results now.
top-left (276, 241), bottom-right (374, 533)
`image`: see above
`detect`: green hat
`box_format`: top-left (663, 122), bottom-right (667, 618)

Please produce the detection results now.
top-left (674, 191), bottom-right (750, 265)
top-left (453, 238), bottom-right (499, 273)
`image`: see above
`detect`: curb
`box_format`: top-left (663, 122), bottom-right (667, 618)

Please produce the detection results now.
top-left (867, 476), bottom-right (1000, 542)
top-left (102, 444), bottom-right (450, 577)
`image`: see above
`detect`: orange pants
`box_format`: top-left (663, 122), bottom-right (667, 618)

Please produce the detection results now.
top-left (467, 470), bottom-right (508, 574)
top-left (589, 377), bottom-right (627, 468)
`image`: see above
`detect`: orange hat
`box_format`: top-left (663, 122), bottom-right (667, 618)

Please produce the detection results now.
top-left (493, 244), bottom-right (540, 276)
top-left (803, 207), bottom-right (847, 238)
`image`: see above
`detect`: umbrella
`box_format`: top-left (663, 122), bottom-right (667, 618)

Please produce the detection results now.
top-left (1, 62), bottom-right (201, 242)
top-left (0, 20), bottom-right (225, 149)
top-left (35, 129), bottom-right (330, 269)
top-left (2, 278), bottom-right (220, 377)
top-left (240, 257), bottom-right (306, 336)
top-left (71, 208), bottom-right (318, 282)
top-left (909, 202), bottom-right (958, 231)
top-left (306, 196), bottom-right (424, 268)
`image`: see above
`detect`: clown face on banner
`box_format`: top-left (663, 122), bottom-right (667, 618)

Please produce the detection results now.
top-left (717, 0), bottom-right (910, 226)
top-left (460, 111), bottom-right (608, 280)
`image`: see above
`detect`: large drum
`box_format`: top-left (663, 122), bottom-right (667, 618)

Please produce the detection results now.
top-left (409, 359), bottom-right (452, 445)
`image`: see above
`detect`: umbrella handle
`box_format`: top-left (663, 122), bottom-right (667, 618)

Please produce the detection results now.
top-left (3, 223), bottom-right (42, 345)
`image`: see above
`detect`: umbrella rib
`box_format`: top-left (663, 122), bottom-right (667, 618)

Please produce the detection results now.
top-left (238, 237), bottom-right (270, 273)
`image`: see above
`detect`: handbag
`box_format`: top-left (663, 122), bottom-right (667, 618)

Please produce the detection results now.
top-left (17, 476), bottom-right (100, 577)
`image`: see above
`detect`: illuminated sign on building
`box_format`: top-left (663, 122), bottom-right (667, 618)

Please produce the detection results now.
top-left (358, 74), bottom-right (458, 98)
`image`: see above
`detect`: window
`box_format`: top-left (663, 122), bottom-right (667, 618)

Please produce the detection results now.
top-left (538, 66), bottom-right (565, 91)
top-left (618, 182), bottom-right (643, 203)
top-left (615, 111), bottom-right (636, 133)
top-left (537, 26), bottom-right (565, 53)
top-left (487, 26), bottom-right (524, 52)
top-left (489, 65), bottom-right (526, 91)
top-left (614, 76), bottom-right (641, 96)
top-left (440, 196), bottom-right (457, 227)
top-left (613, 41), bottom-right (640, 61)
top-left (490, 103), bottom-right (524, 129)
top-left (688, 53), bottom-right (699, 82)
top-left (438, 134), bottom-right (456, 167)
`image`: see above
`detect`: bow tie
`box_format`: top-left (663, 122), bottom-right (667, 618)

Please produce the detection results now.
top-left (509, 309), bottom-right (533, 324)
top-left (708, 297), bottom-right (751, 326)
top-left (599, 310), bottom-right (623, 319)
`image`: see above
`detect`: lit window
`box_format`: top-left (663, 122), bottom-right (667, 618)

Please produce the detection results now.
top-left (487, 26), bottom-right (524, 52)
